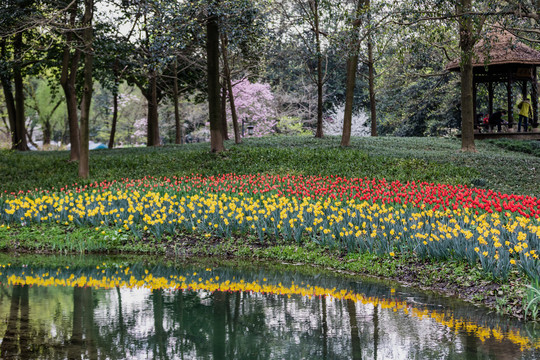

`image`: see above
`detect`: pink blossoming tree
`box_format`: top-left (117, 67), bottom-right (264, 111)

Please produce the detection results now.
top-left (229, 79), bottom-right (277, 137)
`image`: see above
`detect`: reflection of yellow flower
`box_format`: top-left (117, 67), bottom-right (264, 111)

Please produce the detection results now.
top-left (1, 266), bottom-right (537, 351)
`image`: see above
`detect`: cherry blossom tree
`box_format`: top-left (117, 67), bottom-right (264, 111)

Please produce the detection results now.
top-left (229, 79), bottom-right (277, 137)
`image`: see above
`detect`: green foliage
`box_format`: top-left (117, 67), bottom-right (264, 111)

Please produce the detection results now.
top-left (0, 136), bottom-right (467, 193)
top-left (1, 136), bottom-right (539, 195)
top-left (375, 27), bottom-right (461, 137)
top-left (276, 116), bottom-right (311, 135)
top-left (487, 139), bottom-right (540, 158)
top-left (525, 281), bottom-right (540, 321)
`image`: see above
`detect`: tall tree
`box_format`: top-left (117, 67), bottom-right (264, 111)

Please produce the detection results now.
top-left (119, 0), bottom-right (163, 147)
top-left (278, 0), bottom-right (332, 138)
top-left (398, 0), bottom-right (493, 150)
top-left (311, 0), bottom-right (325, 138)
top-left (12, 31), bottom-right (29, 151)
top-left (78, 0), bottom-right (94, 178)
top-left (59, 0), bottom-right (82, 161)
top-left (207, 0), bottom-right (225, 152)
top-left (173, 57), bottom-right (184, 144)
top-left (366, 0), bottom-right (377, 136)
top-left (118, 0), bottom-right (205, 147)
top-left (109, 62), bottom-right (120, 148)
top-left (0, 0), bottom-right (39, 151)
top-left (341, 0), bottom-right (366, 147)
top-left (458, 0), bottom-right (477, 152)
top-left (25, 78), bottom-right (64, 147)
top-left (221, 33), bottom-right (241, 143)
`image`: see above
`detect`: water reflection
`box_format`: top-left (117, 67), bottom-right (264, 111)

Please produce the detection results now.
top-left (0, 257), bottom-right (538, 359)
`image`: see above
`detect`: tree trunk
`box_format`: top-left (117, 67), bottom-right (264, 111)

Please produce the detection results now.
top-left (62, 114), bottom-right (69, 145)
top-left (78, 0), bottom-right (94, 179)
top-left (341, 0), bottom-right (365, 147)
top-left (173, 58), bottom-right (183, 144)
top-left (146, 71), bottom-right (160, 146)
top-left (108, 91), bottom-right (118, 148)
top-left (367, 9), bottom-right (377, 137)
top-left (221, 77), bottom-right (229, 140)
top-left (41, 100), bottom-right (61, 148)
top-left (109, 62), bottom-right (119, 149)
top-left (458, 0), bottom-right (476, 152)
top-left (207, 0), bottom-right (225, 152)
top-left (65, 60), bottom-right (81, 161)
top-left (0, 40), bottom-right (18, 149)
top-left (1, 80), bottom-right (17, 148)
top-left (43, 119), bottom-right (52, 146)
top-left (60, 2), bottom-right (81, 161)
top-left (221, 33), bottom-right (241, 144)
top-left (13, 32), bottom-right (29, 151)
top-left (26, 127), bottom-right (39, 149)
top-left (342, 56), bottom-right (357, 147)
top-left (313, 0), bottom-right (324, 138)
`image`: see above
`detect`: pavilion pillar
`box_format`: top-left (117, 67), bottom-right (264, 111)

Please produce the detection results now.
top-left (473, 79), bottom-right (477, 129)
top-left (532, 66), bottom-right (538, 128)
top-left (507, 70), bottom-right (514, 128)
top-left (488, 80), bottom-right (494, 116)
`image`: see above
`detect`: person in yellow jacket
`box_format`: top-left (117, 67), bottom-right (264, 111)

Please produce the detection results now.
top-left (517, 95), bottom-right (533, 132)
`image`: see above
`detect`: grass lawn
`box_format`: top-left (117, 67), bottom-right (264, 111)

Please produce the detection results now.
top-left (1, 135), bottom-right (539, 319)
top-left (1, 136), bottom-right (539, 195)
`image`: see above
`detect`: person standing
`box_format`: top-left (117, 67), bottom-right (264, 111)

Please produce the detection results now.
top-left (517, 95), bottom-right (533, 132)
top-left (489, 109), bottom-right (507, 132)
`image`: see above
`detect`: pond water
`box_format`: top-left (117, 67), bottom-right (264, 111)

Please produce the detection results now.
top-left (0, 255), bottom-right (538, 360)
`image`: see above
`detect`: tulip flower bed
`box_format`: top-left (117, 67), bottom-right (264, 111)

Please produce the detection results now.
top-left (1, 174), bottom-right (539, 282)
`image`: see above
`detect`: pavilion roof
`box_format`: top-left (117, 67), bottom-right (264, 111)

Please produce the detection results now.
top-left (446, 29), bottom-right (540, 71)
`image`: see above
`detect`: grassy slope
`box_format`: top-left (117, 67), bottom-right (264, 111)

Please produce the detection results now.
top-left (1, 136), bottom-right (539, 318)
top-left (1, 136), bottom-right (539, 195)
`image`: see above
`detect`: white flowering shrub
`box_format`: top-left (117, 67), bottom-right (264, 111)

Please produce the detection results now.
top-left (323, 104), bottom-right (370, 137)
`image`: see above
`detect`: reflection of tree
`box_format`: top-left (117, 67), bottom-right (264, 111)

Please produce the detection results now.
top-left (0, 262), bottom-right (538, 359)
top-left (321, 296), bottom-right (328, 360)
top-left (1, 285), bottom-right (21, 358)
top-left (68, 287), bottom-right (97, 360)
top-left (228, 291), bottom-right (241, 359)
top-left (213, 291), bottom-right (226, 360)
top-left (0, 285), bottom-right (31, 359)
top-left (19, 286), bottom-right (29, 358)
top-left (347, 299), bottom-right (362, 360)
top-left (373, 305), bottom-right (379, 360)
top-left (68, 287), bottom-right (83, 360)
top-left (83, 288), bottom-right (97, 360)
top-left (151, 289), bottom-right (168, 360)
top-left (116, 287), bottom-right (126, 354)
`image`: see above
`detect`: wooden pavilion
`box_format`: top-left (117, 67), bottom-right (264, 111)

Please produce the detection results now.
top-left (446, 29), bottom-right (540, 137)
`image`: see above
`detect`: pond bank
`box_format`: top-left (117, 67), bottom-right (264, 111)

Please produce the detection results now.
top-left (0, 224), bottom-right (532, 320)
